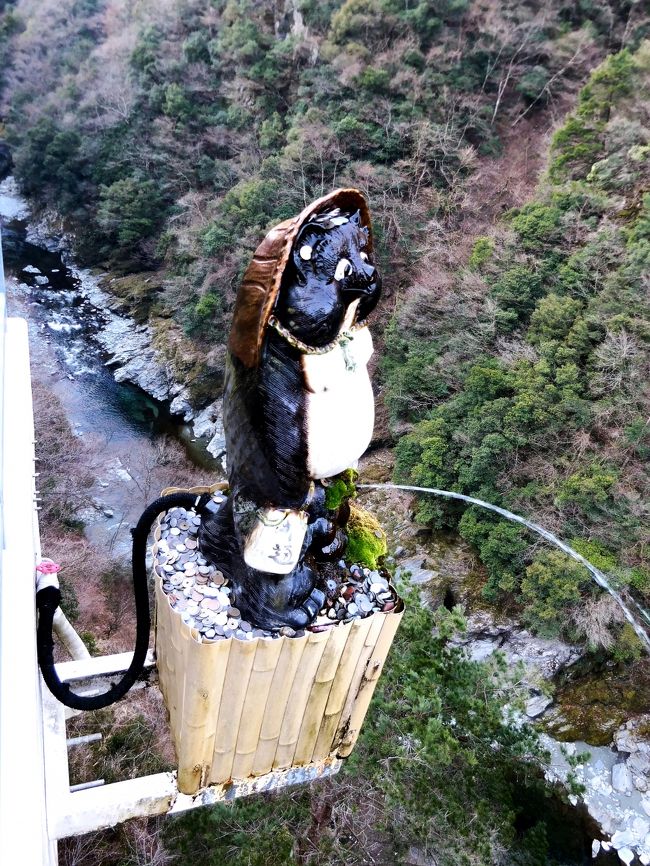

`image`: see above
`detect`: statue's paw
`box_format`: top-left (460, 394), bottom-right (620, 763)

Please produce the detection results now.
top-left (232, 565), bottom-right (325, 631)
top-left (269, 585), bottom-right (326, 630)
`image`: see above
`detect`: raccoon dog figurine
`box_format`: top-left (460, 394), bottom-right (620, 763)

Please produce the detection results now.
top-left (199, 189), bottom-right (381, 630)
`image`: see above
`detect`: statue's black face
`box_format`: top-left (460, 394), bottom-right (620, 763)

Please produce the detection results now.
top-left (274, 209), bottom-right (382, 346)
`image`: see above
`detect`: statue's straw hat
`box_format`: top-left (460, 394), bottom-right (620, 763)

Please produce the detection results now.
top-left (228, 188), bottom-right (372, 369)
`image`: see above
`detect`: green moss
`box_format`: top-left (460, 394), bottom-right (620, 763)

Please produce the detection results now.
top-left (611, 623), bottom-right (644, 664)
top-left (345, 502), bottom-right (388, 569)
top-left (324, 468), bottom-right (358, 511)
top-left (547, 661), bottom-right (650, 745)
top-left (101, 272), bottom-right (161, 322)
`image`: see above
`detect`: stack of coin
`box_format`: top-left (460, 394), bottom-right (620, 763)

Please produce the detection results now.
top-left (155, 497), bottom-right (399, 641)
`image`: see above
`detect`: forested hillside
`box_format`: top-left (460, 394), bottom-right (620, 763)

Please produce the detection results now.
top-left (2, 1), bottom-right (650, 864)
top-left (2, 0), bottom-right (645, 404)
top-left (392, 44), bottom-right (650, 655)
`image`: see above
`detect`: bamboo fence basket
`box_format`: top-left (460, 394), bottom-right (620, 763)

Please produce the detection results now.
top-left (153, 486), bottom-right (404, 795)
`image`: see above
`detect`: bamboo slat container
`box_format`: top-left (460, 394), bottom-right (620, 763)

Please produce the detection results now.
top-left (153, 488), bottom-right (404, 795)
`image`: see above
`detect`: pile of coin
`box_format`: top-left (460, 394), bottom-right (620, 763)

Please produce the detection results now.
top-left (154, 497), bottom-right (399, 642)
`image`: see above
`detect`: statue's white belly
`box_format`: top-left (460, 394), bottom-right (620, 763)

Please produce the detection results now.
top-left (302, 326), bottom-right (374, 480)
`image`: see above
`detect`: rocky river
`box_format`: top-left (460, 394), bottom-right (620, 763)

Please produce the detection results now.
top-left (2, 175), bottom-right (650, 863)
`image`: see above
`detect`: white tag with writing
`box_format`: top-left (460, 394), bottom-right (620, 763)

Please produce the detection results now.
top-left (243, 508), bottom-right (309, 575)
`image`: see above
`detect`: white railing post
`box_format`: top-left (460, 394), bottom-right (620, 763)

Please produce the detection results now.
top-left (0, 230), bottom-right (57, 866)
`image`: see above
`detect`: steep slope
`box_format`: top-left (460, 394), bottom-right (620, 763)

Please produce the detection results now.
top-left (392, 43), bottom-right (650, 656)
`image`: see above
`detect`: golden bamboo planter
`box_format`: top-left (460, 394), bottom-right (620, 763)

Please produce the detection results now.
top-left (152, 491), bottom-right (403, 795)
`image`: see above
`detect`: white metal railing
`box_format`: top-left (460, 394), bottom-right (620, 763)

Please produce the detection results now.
top-left (0, 237), bottom-right (55, 864)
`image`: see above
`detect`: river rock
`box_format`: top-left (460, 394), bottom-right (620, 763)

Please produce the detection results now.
top-left (169, 389), bottom-right (194, 420)
top-left (526, 694), bottom-right (553, 718)
top-left (612, 763), bottom-right (633, 793)
top-left (613, 717), bottom-right (650, 793)
top-left (452, 611), bottom-right (581, 681)
top-left (629, 753), bottom-right (650, 792)
top-left (615, 716), bottom-right (650, 754)
top-left (192, 399), bottom-right (223, 440)
top-left (396, 555), bottom-right (437, 586)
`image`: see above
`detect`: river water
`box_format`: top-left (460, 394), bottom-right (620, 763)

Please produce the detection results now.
top-left (0, 177), bottom-right (215, 556)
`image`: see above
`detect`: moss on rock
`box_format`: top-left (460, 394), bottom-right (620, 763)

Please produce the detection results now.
top-left (325, 469), bottom-right (358, 511)
top-left (544, 659), bottom-right (650, 745)
top-left (345, 502), bottom-right (388, 570)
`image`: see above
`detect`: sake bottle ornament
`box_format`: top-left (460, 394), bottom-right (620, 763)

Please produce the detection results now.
top-left (199, 188), bottom-right (382, 631)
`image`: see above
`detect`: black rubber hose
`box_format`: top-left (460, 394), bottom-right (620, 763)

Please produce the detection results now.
top-left (36, 492), bottom-right (210, 711)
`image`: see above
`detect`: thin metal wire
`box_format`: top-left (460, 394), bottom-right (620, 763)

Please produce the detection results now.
top-left (357, 482), bottom-right (650, 653)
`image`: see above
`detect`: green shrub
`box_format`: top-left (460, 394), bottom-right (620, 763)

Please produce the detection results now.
top-left (97, 176), bottom-right (167, 252)
top-left (516, 65), bottom-right (550, 103)
top-left (520, 551), bottom-right (593, 638)
top-left (555, 463), bottom-right (618, 511)
top-left (611, 623), bottom-right (644, 664)
top-left (528, 294), bottom-right (583, 346)
top-left (356, 65), bottom-right (391, 93)
top-left (162, 82), bottom-right (194, 123)
top-left (459, 509), bottom-right (528, 598)
top-left (549, 116), bottom-right (604, 182)
top-left (468, 235), bottom-right (494, 270)
top-left (509, 202), bottom-right (563, 251)
top-left (490, 265), bottom-right (544, 331)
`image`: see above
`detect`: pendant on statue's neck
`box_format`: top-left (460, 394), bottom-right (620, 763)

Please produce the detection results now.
top-left (340, 300), bottom-right (359, 371)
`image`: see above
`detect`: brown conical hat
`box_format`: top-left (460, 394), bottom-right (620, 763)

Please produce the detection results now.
top-left (228, 187), bottom-right (373, 369)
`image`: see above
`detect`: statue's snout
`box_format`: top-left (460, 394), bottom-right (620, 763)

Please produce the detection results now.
top-left (335, 257), bottom-right (378, 296)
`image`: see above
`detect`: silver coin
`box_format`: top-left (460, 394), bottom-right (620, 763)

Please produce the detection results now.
top-left (359, 597), bottom-right (373, 613)
top-left (347, 602), bottom-right (358, 616)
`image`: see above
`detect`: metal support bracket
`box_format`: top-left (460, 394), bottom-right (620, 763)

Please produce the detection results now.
top-left (42, 651), bottom-right (341, 840)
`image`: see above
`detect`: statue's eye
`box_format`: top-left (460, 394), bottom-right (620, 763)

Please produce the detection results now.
top-left (360, 251), bottom-right (369, 262)
top-left (299, 245), bottom-right (312, 261)
top-left (334, 258), bottom-right (352, 281)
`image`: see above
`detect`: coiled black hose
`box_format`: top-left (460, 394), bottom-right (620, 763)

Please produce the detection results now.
top-left (36, 492), bottom-right (210, 711)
